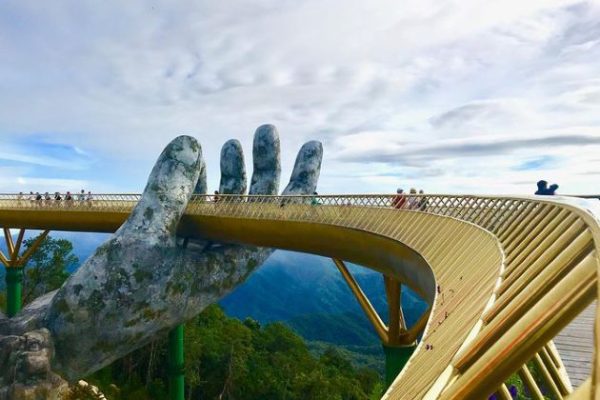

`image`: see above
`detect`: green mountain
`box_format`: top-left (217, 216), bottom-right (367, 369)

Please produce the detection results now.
top-left (220, 250), bottom-right (429, 373)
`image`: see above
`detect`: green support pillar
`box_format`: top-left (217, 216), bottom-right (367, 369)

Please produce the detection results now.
top-left (5, 267), bottom-right (23, 318)
top-left (168, 324), bottom-right (185, 400)
top-left (383, 344), bottom-right (416, 388)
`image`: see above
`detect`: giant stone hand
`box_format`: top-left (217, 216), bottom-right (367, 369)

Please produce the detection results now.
top-left (0, 125), bottom-right (322, 387)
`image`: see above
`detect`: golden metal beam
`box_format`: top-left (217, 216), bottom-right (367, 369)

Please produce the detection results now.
top-left (495, 384), bottom-right (512, 400)
top-left (18, 230), bottom-right (49, 266)
top-left (455, 251), bottom-right (596, 372)
top-left (443, 251), bottom-right (596, 399)
top-left (332, 258), bottom-right (389, 343)
top-left (517, 365), bottom-right (544, 400)
top-left (533, 353), bottom-right (563, 399)
top-left (0, 249), bottom-right (9, 267)
top-left (3, 227), bottom-right (14, 257)
top-left (10, 228), bottom-right (25, 266)
top-left (540, 346), bottom-right (571, 396)
top-left (384, 275), bottom-right (401, 345)
top-left (398, 306), bottom-right (430, 344)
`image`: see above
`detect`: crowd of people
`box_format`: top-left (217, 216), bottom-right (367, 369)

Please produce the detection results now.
top-left (15, 189), bottom-right (94, 206)
top-left (392, 188), bottom-right (428, 210)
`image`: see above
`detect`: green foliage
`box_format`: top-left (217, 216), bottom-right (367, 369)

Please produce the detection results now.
top-left (307, 341), bottom-right (384, 375)
top-left (500, 363), bottom-right (556, 400)
top-left (287, 312), bottom-right (380, 347)
top-left (89, 304), bottom-right (382, 400)
top-left (22, 234), bottom-right (78, 305)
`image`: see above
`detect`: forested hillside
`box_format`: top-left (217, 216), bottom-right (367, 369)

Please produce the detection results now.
top-left (89, 304), bottom-right (383, 399)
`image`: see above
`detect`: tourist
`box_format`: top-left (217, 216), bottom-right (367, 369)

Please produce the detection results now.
top-left (311, 192), bottom-right (320, 206)
top-left (535, 180), bottom-right (547, 195)
top-left (86, 191), bottom-right (94, 202)
top-left (65, 191), bottom-right (73, 202)
top-left (17, 192), bottom-right (23, 202)
top-left (35, 192), bottom-right (42, 202)
top-left (54, 192), bottom-right (62, 201)
top-left (213, 190), bottom-right (220, 202)
top-left (535, 180), bottom-right (558, 196)
top-left (418, 189), bottom-right (428, 211)
top-left (408, 188), bottom-right (419, 209)
top-left (78, 189), bottom-right (86, 202)
top-left (392, 188), bottom-right (407, 209)
top-left (28, 191), bottom-right (35, 204)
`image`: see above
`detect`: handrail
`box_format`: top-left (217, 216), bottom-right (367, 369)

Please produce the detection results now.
top-left (0, 193), bottom-right (598, 399)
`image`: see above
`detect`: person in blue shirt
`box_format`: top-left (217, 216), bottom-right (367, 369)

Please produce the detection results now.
top-left (535, 180), bottom-right (558, 195)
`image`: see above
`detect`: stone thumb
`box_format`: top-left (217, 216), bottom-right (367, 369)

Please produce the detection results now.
top-left (117, 135), bottom-right (202, 245)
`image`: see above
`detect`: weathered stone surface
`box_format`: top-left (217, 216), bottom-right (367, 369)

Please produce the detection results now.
top-left (249, 124), bottom-right (281, 195)
top-left (194, 158), bottom-right (207, 195)
top-left (45, 135), bottom-right (203, 378)
top-left (0, 125), bottom-right (323, 394)
top-left (282, 141), bottom-right (322, 195)
top-left (0, 291), bottom-right (56, 336)
top-left (0, 329), bottom-right (68, 400)
top-left (219, 139), bottom-right (247, 194)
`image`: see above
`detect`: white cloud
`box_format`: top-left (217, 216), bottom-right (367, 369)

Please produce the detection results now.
top-left (0, 0), bottom-right (599, 195)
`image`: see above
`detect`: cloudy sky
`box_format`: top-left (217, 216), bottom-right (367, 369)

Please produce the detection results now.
top-left (1, 0), bottom-right (599, 195)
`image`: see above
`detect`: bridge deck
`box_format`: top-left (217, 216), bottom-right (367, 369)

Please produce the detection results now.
top-left (555, 302), bottom-right (597, 388)
top-left (0, 194), bottom-right (598, 399)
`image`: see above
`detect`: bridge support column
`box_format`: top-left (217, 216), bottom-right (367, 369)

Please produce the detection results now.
top-left (5, 267), bottom-right (24, 317)
top-left (1, 229), bottom-right (49, 317)
top-left (383, 344), bottom-right (416, 387)
top-left (332, 258), bottom-right (422, 388)
top-left (168, 324), bottom-right (185, 400)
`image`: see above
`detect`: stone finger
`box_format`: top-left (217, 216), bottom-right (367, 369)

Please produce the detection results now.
top-left (118, 135), bottom-right (202, 245)
top-left (219, 139), bottom-right (247, 194)
top-left (281, 141), bottom-right (323, 195)
top-left (249, 124), bottom-right (281, 195)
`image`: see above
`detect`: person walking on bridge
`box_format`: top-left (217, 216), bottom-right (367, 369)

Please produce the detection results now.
top-left (535, 180), bottom-right (559, 195)
top-left (418, 189), bottom-right (428, 211)
top-left (408, 188), bottom-right (419, 209)
top-left (392, 188), bottom-right (407, 209)
top-left (311, 191), bottom-right (320, 206)
top-left (535, 180), bottom-right (549, 195)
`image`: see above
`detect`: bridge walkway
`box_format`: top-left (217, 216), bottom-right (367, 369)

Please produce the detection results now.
top-left (0, 193), bottom-right (598, 399)
top-left (555, 302), bottom-right (597, 388)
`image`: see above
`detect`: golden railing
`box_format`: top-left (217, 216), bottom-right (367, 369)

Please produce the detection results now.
top-left (0, 193), bottom-right (598, 399)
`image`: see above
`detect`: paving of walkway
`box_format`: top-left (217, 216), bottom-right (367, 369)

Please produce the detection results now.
top-left (554, 301), bottom-right (596, 388)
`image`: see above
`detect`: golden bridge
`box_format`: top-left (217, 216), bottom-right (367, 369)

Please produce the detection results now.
top-left (0, 193), bottom-right (599, 399)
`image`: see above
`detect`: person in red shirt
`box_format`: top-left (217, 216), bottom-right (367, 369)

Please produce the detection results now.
top-left (392, 188), bottom-right (407, 209)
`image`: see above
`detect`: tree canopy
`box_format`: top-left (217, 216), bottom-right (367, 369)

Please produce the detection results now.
top-left (89, 304), bottom-right (382, 400)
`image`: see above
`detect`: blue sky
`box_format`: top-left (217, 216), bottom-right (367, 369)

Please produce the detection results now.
top-left (1, 0), bottom-right (599, 195)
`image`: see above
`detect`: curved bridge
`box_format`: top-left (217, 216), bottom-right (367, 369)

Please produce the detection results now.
top-left (0, 193), bottom-right (599, 399)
